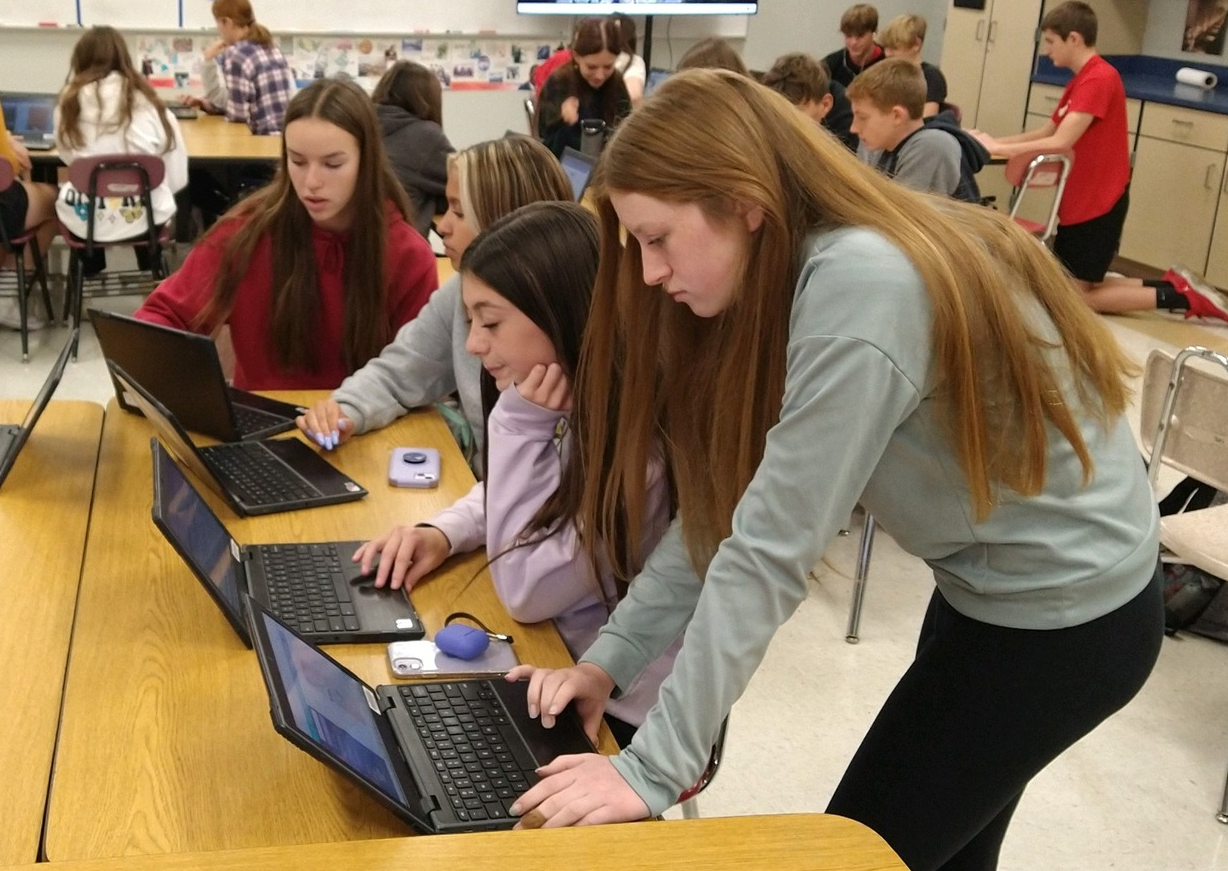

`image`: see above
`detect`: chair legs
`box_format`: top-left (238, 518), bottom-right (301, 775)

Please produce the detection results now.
top-left (9, 238), bottom-right (50, 363)
top-left (1219, 765), bottom-right (1228, 823)
top-left (66, 249), bottom-right (85, 360)
top-left (845, 512), bottom-right (877, 644)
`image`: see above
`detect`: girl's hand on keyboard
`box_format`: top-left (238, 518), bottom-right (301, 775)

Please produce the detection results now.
top-left (354, 525), bottom-right (450, 590)
top-left (297, 399), bottom-right (354, 450)
top-left (509, 753), bottom-right (649, 829)
top-left (508, 662), bottom-right (613, 743)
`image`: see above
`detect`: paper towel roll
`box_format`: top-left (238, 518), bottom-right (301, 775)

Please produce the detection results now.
top-left (1177, 67), bottom-right (1218, 89)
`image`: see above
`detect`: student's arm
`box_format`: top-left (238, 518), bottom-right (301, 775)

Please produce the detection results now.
top-left (221, 53), bottom-right (255, 126)
top-left (160, 112), bottom-right (189, 194)
top-left (478, 385), bottom-right (605, 624)
top-left (134, 235), bottom-right (226, 332)
top-left (199, 57), bottom-right (229, 114)
top-left (536, 73), bottom-right (575, 157)
top-left (329, 276), bottom-right (463, 435)
top-left (975, 112), bottom-right (1093, 158)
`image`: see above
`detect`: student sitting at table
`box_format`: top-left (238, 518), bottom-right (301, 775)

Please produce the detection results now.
top-left (53, 26), bottom-right (188, 273)
top-left (354, 201), bottom-right (678, 749)
top-left (762, 51), bottom-right (857, 152)
top-left (186, 0), bottom-right (294, 135)
top-left (371, 61), bottom-right (453, 240)
top-left (847, 59), bottom-right (988, 203)
top-left (136, 79), bottom-right (438, 390)
top-left (535, 17), bottom-right (631, 159)
top-left (879, 14), bottom-right (948, 120)
top-left (296, 135), bottom-right (573, 471)
top-left (675, 37), bottom-right (750, 76)
top-left (0, 104), bottom-right (57, 330)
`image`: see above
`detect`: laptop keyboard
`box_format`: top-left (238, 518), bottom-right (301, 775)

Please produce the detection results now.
top-left (233, 403), bottom-right (289, 435)
top-left (258, 544), bottom-right (361, 636)
top-left (398, 682), bottom-right (538, 824)
top-left (204, 441), bottom-right (319, 505)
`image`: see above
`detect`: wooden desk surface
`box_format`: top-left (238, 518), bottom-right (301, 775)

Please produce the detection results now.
top-left (45, 395), bottom-right (607, 861)
top-left (27, 815), bottom-right (908, 871)
top-left (0, 400), bottom-right (104, 866)
top-left (28, 114), bottom-right (280, 165)
top-left (1105, 310), bottom-right (1228, 357)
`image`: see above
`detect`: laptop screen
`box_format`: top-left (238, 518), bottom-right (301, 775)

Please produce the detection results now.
top-left (559, 147), bottom-right (596, 200)
top-left (152, 442), bottom-right (247, 630)
top-left (253, 606), bottom-right (409, 806)
top-left (1, 93), bottom-right (56, 137)
top-left (645, 68), bottom-right (672, 96)
top-left (0, 329), bottom-right (76, 489)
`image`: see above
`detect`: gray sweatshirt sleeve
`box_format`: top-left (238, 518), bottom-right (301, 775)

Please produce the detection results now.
top-left (583, 230), bottom-right (930, 814)
top-left (332, 274), bottom-right (463, 435)
top-left (200, 59), bottom-right (229, 111)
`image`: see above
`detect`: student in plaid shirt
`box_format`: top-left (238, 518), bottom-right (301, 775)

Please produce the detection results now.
top-left (188, 0), bottom-right (293, 135)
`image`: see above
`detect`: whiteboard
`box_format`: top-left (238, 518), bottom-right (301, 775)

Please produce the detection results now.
top-left (0, 0), bottom-right (76, 27)
top-left (183, 0), bottom-right (566, 35)
top-left (80, 0), bottom-right (180, 28)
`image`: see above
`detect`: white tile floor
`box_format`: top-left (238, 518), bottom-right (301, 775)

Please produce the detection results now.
top-left (3, 307), bottom-right (1228, 870)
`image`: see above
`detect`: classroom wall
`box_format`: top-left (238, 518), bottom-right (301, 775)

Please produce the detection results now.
top-left (0, 1), bottom-right (955, 149)
top-left (1141, 0), bottom-right (1227, 62)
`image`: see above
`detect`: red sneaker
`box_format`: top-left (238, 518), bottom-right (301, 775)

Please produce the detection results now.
top-left (1165, 268), bottom-right (1228, 323)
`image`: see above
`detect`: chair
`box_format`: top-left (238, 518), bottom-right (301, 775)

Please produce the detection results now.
top-left (0, 161), bottom-right (53, 362)
top-left (1004, 148), bottom-right (1074, 243)
top-left (524, 98), bottom-right (537, 137)
top-left (1138, 346), bottom-right (1228, 822)
top-left (56, 153), bottom-right (171, 359)
top-left (844, 510), bottom-right (878, 643)
top-left (678, 716), bottom-right (729, 819)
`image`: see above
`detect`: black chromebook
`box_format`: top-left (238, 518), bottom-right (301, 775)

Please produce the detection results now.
top-left (0, 329), bottom-right (76, 490)
top-left (90, 308), bottom-right (304, 441)
top-left (244, 598), bottom-right (595, 834)
top-left (110, 361), bottom-right (365, 516)
top-left (151, 440), bottom-right (423, 646)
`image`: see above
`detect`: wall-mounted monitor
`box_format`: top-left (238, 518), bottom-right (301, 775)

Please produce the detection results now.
top-left (517, 1), bottom-right (756, 15)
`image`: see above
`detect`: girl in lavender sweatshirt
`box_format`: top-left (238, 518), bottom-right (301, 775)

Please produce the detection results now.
top-left (355, 202), bottom-right (677, 747)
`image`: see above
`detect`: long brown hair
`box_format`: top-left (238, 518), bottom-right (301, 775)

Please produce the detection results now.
top-left (196, 79), bottom-right (413, 374)
top-left (574, 69), bottom-right (1134, 577)
top-left (372, 61), bottom-right (443, 127)
top-left (211, 0), bottom-right (274, 46)
top-left (448, 136), bottom-right (572, 234)
top-left (58, 26), bottom-right (175, 153)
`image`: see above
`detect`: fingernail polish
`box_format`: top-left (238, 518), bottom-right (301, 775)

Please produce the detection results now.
top-left (331, 429), bottom-right (340, 444)
top-left (509, 803), bottom-right (522, 816)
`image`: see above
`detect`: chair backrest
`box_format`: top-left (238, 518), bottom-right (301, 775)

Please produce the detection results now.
top-left (524, 98), bottom-right (537, 136)
top-left (68, 153), bottom-right (165, 198)
top-left (1005, 149), bottom-right (1073, 241)
top-left (1140, 346), bottom-right (1228, 494)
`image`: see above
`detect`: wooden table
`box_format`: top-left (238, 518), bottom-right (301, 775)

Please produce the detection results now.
top-left (28, 815), bottom-right (908, 871)
top-left (45, 395), bottom-right (608, 861)
top-left (0, 400), bottom-right (104, 866)
top-left (28, 114), bottom-right (281, 168)
top-left (1106, 310), bottom-right (1228, 357)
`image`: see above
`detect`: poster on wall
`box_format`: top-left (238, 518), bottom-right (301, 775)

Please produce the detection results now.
top-left (1182, 0), bottom-right (1227, 55)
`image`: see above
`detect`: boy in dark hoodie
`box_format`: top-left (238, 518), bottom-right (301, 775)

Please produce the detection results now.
top-left (847, 58), bottom-right (988, 203)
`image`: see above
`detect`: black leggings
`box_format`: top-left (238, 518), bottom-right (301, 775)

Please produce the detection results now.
top-left (826, 564), bottom-right (1164, 871)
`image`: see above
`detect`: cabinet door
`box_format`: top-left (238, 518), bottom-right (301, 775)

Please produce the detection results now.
top-left (939, 3), bottom-right (990, 126)
top-left (1119, 136), bottom-right (1225, 272)
top-left (977, 0), bottom-right (1043, 135)
top-left (1206, 179), bottom-right (1228, 290)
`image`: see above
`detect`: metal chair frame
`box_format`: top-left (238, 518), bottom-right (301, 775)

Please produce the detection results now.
top-left (0, 161), bottom-right (53, 362)
top-left (1005, 150), bottom-right (1073, 243)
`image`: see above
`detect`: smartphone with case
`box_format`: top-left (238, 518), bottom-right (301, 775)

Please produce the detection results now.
top-left (389, 447), bottom-right (440, 489)
top-left (388, 638), bottom-right (519, 678)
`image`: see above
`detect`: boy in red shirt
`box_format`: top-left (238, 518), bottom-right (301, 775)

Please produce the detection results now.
top-left (973, 1), bottom-right (1228, 321)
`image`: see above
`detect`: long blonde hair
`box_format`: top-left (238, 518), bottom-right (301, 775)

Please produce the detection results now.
top-left (573, 69), bottom-right (1134, 577)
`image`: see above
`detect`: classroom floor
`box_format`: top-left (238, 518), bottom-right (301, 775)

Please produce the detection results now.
top-left (3, 294), bottom-right (1228, 870)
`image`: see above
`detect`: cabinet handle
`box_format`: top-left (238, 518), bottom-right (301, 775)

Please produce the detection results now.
top-left (975, 19), bottom-right (986, 41)
top-left (1043, 95), bottom-right (1058, 104)
top-left (1206, 163), bottom-right (1218, 190)
top-left (987, 19), bottom-right (998, 44)
top-left (1171, 119), bottom-right (1195, 127)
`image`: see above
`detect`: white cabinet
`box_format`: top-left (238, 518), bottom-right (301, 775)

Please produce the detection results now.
top-left (940, 0), bottom-right (1043, 134)
top-left (1026, 83), bottom-right (1141, 134)
top-left (1205, 178), bottom-right (1228, 289)
top-left (1119, 103), bottom-right (1228, 273)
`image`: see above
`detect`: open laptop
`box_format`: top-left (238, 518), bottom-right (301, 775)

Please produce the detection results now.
top-left (0, 329), bottom-right (77, 490)
top-left (110, 361), bottom-right (366, 516)
top-left (244, 597), bottom-right (595, 833)
top-left (90, 309), bottom-right (304, 441)
top-left (169, 104), bottom-right (199, 120)
top-left (1, 92), bottom-right (57, 150)
top-left (645, 67), bottom-right (672, 97)
top-left (559, 146), bottom-right (597, 201)
top-left (151, 439), bottom-right (423, 646)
